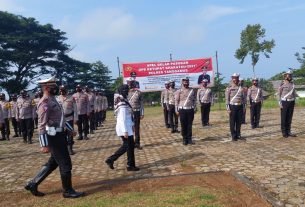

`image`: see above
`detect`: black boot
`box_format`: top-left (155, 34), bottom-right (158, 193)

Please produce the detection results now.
top-left (183, 137), bottom-right (187, 145)
top-left (25, 166), bottom-right (53, 197)
top-left (282, 130), bottom-right (288, 138)
top-left (174, 126), bottom-right (180, 133)
top-left (61, 173), bottom-right (85, 198)
top-left (28, 137), bottom-right (33, 144)
top-left (67, 145), bottom-right (75, 155)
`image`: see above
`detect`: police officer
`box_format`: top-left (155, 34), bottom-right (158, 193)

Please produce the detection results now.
top-left (225, 73), bottom-right (246, 141)
top-left (93, 89), bottom-right (101, 128)
top-left (197, 66), bottom-right (211, 84)
top-left (128, 79), bottom-right (144, 149)
top-left (57, 85), bottom-right (78, 155)
top-left (84, 86), bottom-right (96, 133)
top-left (25, 76), bottom-right (84, 198)
top-left (197, 79), bottom-right (213, 127)
top-left (0, 93), bottom-right (11, 140)
top-left (247, 78), bottom-right (263, 129)
top-left (278, 70), bottom-right (297, 138)
top-left (72, 85), bottom-right (90, 140)
top-left (168, 80), bottom-right (179, 133)
top-left (101, 90), bottom-right (108, 125)
top-left (239, 78), bottom-right (248, 124)
top-left (10, 94), bottom-right (21, 137)
top-left (17, 90), bottom-right (35, 144)
top-left (175, 77), bottom-right (196, 145)
top-left (33, 90), bottom-right (42, 129)
top-left (161, 81), bottom-right (170, 128)
top-left (130, 71), bottom-right (140, 89)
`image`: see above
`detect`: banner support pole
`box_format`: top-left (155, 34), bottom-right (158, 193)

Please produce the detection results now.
top-left (117, 56), bottom-right (121, 77)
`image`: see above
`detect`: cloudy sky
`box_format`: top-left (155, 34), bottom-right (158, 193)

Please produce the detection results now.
top-left (1, 0), bottom-right (305, 81)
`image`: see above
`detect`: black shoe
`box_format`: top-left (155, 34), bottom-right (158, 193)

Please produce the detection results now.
top-left (68, 145), bottom-right (75, 155)
top-left (282, 134), bottom-right (288, 138)
top-left (171, 129), bottom-right (175, 133)
top-left (25, 182), bottom-right (45, 197)
top-left (251, 125), bottom-right (255, 129)
top-left (127, 166), bottom-right (140, 171)
top-left (188, 140), bottom-right (195, 145)
top-left (135, 144), bottom-right (143, 150)
top-left (13, 134), bottom-right (18, 138)
top-left (63, 189), bottom-right (85, 198)
top-left (175, 129), bottom-right (180, 133)
top-left (232, 138), bottom-right (238, 141)
top-left (183, 141), bottom-right (188, 145)
top-left (105, 159), bottom-right (114, 170)
top-left (77, 136), bottom-right (83, 140)
top-left (90, 130), bottom-right (94, 134)
top-left (288, 133), bottom-right (297, 137)
top-left (28, 140), bottom-right (33, 144)
top-left (84, 136), bottom-right (89, 140)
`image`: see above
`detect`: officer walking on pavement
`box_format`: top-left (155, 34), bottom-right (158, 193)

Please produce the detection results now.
top-left (197, 79), bottom-right (213, 127)
top-left (168, 80), bottom-right (179, 133)
top-left (161, 81), bottom-right (170, 128)
top-left (128, 78), bottom-right (144, 149)
top-left (247, 78), bottom-right (263, 129)
top-left (225, 73), bottom-right (246, 141)
top-left (10, 94), bottom-right (21, 138)
top-left (175, 77), bottom-right (196, 145)
top-left (25, 76), bottom-right (84, 198)
top-left (16, 90), bottom-right (35, 144)
top-left (0, 93), bottom-right (11, 141)
top-left (278, 70), bottom-right (297, 138)
top-left (57, 85), bottom-right (78, 155)
top-left (72, 85), bottom-right (90, 140)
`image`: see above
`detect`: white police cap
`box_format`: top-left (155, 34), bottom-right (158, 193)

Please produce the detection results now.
top-left (37, 76), bottom-right (57, 86)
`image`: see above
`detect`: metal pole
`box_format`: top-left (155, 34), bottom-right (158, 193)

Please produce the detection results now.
top-left (170, 53), bottom-right (172, 61)
top-left (117, 56), bottom-right (121, 77)
top-left (216, 51), bottom-right (221, 110)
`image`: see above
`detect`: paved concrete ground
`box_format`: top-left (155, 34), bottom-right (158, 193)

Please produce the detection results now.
top-left (0, 107), bottom-right (305, 206)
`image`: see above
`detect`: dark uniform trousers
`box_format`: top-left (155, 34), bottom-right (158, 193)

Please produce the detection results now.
top-left (200, 103), bottom-right (211, 126)
top-left (1, 118), bottom-right (10, 139)
top-left (11, 117), bottom-right (21, 136)
top-left (34, 117), bottom-right (38, 129)
top-left (168, 104), bottom-right (178, 130)
top-left (107, 136), bottom-right (135, 167)
top-left (67, 120), bottom-right (74, 146)
top-left (77, 114), bottom-right (89, 138)
top-left (250, 102), bottom-right (261, 128)
top-left (229, 105), bottom-right (243, 139)
top-left (101, 110), bottom-right (106, 122)
top-left (20, 118), bottom-right (34, 142)
top-left (44, 132), bottom-right (72, 179)
top-left (179, 109), bottom-right (194, 143)
top-left (133, 111), bottom-right (141, 145)
top-left (89, 109), bottom-right (95, 131)
top-left (94, 112), bottom-right (99, 127)
top-left (162, 103), bottom-right (169, 127)
top-left (242, 105), bottom-right (246, 124)
top-left (281, 101), bottom-right (295, 135)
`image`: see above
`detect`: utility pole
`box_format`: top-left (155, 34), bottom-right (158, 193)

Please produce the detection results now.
top-left (216, 51), bottom-right (221, 110)
top-left (117, 56), bottom-right (121, 77)
top-left (170, 53), bottom-right (172, 61)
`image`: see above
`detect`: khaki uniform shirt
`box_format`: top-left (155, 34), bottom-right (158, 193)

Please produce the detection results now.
top-left (278, 81), bottom-right (297, 101)
top-left (102, 96), bottom-right (108, 111)
top-left (94, 95), bottom-right (102, 112)
top-left (57, 95), bottom-right (78, 121)
top-left (10, 101), bottom-right (18, 118)
top-left (128, 89), bottom-right (144, 116)
top-left (85, 92), bottom-right (95, 112)
top-left (32, 98), bottom-right (40, 118)
top-left (161, 89), bottom-right (169, 104)
top-left (197, 87), bottom-right (213, 104)
top-left (225, 84), bottom-right (246, 107)
top-left (175, 87), bottom-right (196, 112)
top-left (247, 86), bottom-right (263, 103)
top-left (0, 100), bottom-right (11, 119)
top-left (16, 97), bottom-right (34, 119)
top-left (0, 104), bottom-right (4, 123)
top-left (72, 92), bottom-right (90, 115)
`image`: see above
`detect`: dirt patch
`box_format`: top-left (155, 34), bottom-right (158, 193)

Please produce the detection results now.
top-left (0, 172), bottom-right (271, 207)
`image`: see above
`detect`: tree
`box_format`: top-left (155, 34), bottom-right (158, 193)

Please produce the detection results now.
top-left (295, 47), bottom-right (305, 69)
top-left (0, 11), bottom-right (69, 94)
top-left (235, 24), bottom-right (275, 77)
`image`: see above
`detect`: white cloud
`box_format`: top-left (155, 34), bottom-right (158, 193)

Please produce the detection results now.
top-left (0, 0), bottom-right (25, 13)
top-left (197, 5), bottom-right (243, 21)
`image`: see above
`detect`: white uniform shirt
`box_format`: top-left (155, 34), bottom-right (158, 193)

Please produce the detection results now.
top-left (115, 104), bottom-right (134, 137)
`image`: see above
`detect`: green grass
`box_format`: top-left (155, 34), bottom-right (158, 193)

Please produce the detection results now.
top-left (29, 186), bottom-right (223, 207)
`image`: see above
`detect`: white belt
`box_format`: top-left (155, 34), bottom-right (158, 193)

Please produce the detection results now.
top-left (281, 98), bottom-right (295, 101)
top-left (133, 109), bottom-right (141, 112)
top-left (201, 101), bottom-right (211, 104)
top-left (169, 101), bottom-right (175, 105)
top-left (252, 100), bottom-right (261, 103)
top-left (230, 102), bottom-right (242, 106)
top-left (55, 127), bottom-right (64, 132)
top-left (179, 106), bottom-right (194, 109)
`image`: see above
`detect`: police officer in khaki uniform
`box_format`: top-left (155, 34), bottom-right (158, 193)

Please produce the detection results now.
top-left (161, 81), bottom-right (170, 128)
top-left (93, 89), bottom-right (101, 127)
top-left (10, 94), bottom-right (21, 137)
top-left (175, 77), bottom-right (196, 145)
top-left (225, 73), bottom-right (246, 141)
top-left (17, 90), bottom-right (35, 144)
top-left (197, 79), bottom-right (213, 127)
top-left (278, 70), bottom-right (297, 138)
top-left (72, 85), bottom-right (90, 140)
top-left (0, 93), bottom-right (11, 141)
top-left (128, 79), bottom-right (144, 149)
top-left (239, 78), bottom-right (248, 124)
top-left (247, 78), bottom-right (263, 129)
top-left (168, 80), bottom-right (179, 133)
top-left (25, 76), bottom-right (84, 198)
top-left (57, 85), bottom-right (78, 155)
top-left (33, 90), bottom-right (42, 129)
top-left (101, 90), bottom-right (108, 125)
top-left (84, 86), bottom-right (96, 133)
